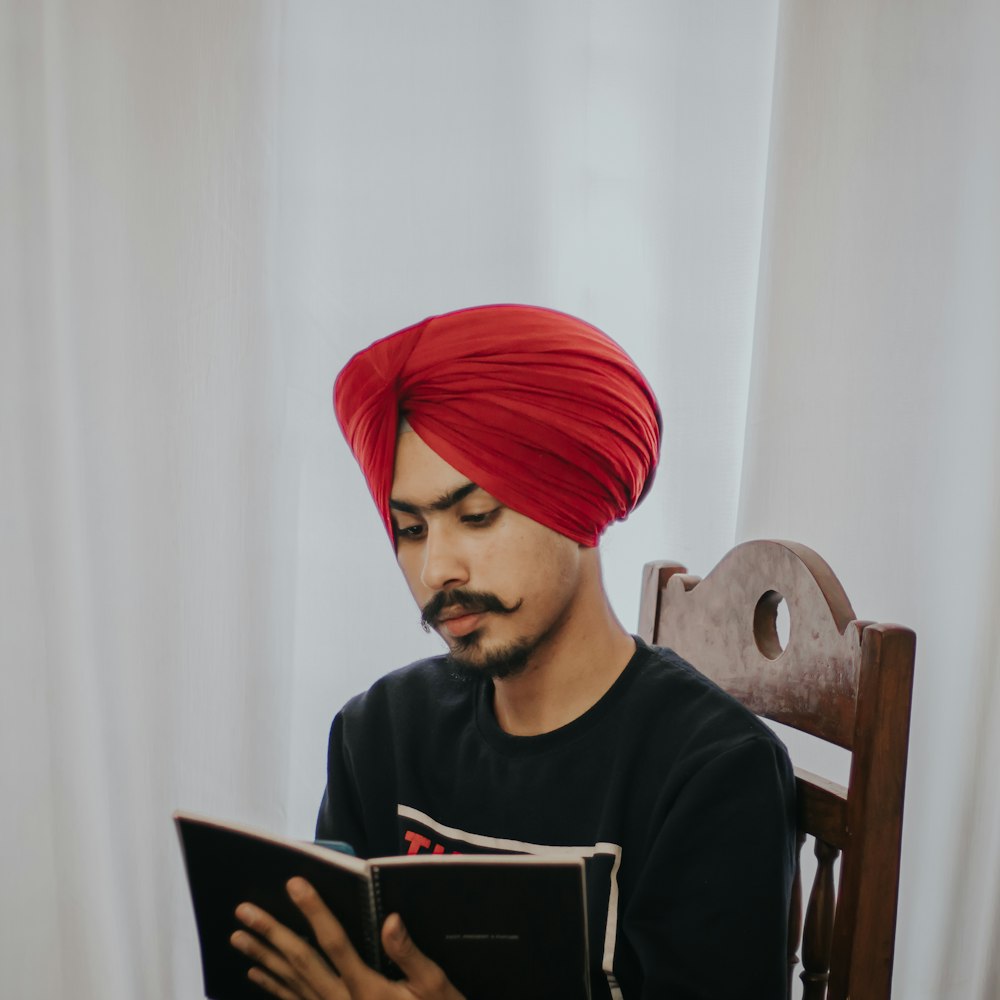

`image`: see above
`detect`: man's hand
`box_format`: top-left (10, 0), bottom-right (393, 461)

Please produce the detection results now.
top-left (230, 877), bottom-right (466, 1000)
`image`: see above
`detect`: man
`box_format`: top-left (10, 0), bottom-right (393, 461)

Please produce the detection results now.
top-left (231, 305), bottom-right (796, 999)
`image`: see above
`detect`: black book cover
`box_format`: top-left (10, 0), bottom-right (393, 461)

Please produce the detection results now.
top-left (373, 855), bottom-right (590, 1000)
top-left (176, 813), bottom-right (377, 999)
top-left (175, 812), bottom-right (590, 1000)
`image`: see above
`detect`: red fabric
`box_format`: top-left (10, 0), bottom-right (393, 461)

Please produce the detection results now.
top-left (334, 304), bottom-right (661, 547)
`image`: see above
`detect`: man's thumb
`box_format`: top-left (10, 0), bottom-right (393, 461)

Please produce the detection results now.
top-left (381, 914), bottom-right (460, 997)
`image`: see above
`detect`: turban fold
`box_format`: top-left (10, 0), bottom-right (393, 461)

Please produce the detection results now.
top-left (334, 304), bottom-right (661, 547)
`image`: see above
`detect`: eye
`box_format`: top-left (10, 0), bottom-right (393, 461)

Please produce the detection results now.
top-left (393, 523), bottom-right (426, 541)
top-left (460, 507), bottom-right (502, 527)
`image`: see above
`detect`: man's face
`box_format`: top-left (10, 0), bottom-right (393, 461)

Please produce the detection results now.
top-left (390, 429), bottom-right (584, 677)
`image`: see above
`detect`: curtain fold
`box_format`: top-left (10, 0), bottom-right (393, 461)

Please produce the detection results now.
top-left (740, 2), bottom-right (1000, 996)
top-left (2, 2), bottom-right (295, 997)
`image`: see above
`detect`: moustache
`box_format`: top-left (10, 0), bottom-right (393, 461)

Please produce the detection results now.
top-left (420, 589), bottom-right (523, 633)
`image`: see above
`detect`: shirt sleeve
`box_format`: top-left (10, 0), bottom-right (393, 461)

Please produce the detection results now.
top-left (314, 710), bottom-right (371, 858)
top-left (624, 734), bottom-right (797, 1000)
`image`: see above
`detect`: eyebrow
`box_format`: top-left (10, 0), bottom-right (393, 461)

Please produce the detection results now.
top-left (389, 481), bottom-right (481, 516)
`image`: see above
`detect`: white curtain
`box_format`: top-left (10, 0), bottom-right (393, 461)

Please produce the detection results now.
top-left (739, 4), bottom-right (1000, 997)
top-left (1, 2), bottom-right (996, 999)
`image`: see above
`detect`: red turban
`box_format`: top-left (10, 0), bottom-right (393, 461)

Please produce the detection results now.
top-left (334, 304), bottom-right (661, 547)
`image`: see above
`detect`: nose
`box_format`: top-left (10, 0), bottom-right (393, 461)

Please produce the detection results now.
top-left (420, 524), bottom-right (469, 592)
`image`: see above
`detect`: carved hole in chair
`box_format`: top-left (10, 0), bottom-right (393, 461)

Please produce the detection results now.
top-left (753, 589), bottom-right (789, 659)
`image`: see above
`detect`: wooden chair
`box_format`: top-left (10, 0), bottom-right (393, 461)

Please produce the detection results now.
top-left (638, 540), bottom-right (915, 1000)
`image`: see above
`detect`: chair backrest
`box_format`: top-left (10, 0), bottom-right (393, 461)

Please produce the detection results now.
top-left (638, 540), bottom-right (915, 1000)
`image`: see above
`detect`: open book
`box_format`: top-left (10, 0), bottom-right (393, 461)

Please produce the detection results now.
top-left (174, 811), bottom-right (591, 1000)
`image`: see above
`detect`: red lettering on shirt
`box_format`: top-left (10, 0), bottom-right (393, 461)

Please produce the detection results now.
top-left (402, 828), bottom-right (463, 855)
top-left (404, 831), bottom-right (432, 854)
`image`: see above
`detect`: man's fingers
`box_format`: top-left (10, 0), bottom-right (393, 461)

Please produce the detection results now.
top-left (230, 927), bottom-right (300, 994)
top-left (245, 963), bottom-right (302, 1000)
top-left (286, 878), bottom-right (380, 993)
top-left (232, 903), bottom-right (336, 1000)
top-left (381, 914), bottom-right (463, 999)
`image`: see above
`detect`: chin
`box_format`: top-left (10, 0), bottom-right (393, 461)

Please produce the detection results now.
top-left (445, 632), bottom-right (535, 681)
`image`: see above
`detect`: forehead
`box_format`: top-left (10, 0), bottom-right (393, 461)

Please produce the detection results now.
top-left (391, 430), bottom-right (473, 505)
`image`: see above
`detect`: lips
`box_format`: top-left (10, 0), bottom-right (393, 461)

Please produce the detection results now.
top-left (437, 610), bottom-right (486, 638)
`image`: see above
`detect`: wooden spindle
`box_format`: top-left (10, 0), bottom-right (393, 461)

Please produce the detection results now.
top-left (787, 829), bottom-right (807, 996)
top-left (800, 837), bottom-right (840, 1000)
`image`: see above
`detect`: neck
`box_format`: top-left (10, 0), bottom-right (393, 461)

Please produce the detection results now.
top-left (491, 567), bottom-right (636, 736)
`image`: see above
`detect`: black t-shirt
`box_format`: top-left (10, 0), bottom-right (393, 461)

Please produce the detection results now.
top-left (317, 638), bottom-right (796, 999)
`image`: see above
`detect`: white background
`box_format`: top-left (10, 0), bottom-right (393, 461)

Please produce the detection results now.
top-left (2, 2), bottom-right (998, 997)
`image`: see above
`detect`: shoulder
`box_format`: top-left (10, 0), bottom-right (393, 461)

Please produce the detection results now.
top-left (623, 638), bottom-right (791, 772)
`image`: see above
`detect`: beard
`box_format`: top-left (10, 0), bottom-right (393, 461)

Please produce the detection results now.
top-left (445, 633), bottom-right (536, 681)
top-left (441, 601), bottom-right (572, 683)
top-left (422, 588), bottom-right (571, 682)
top-left (419, 588), bottom-right (537, 681)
